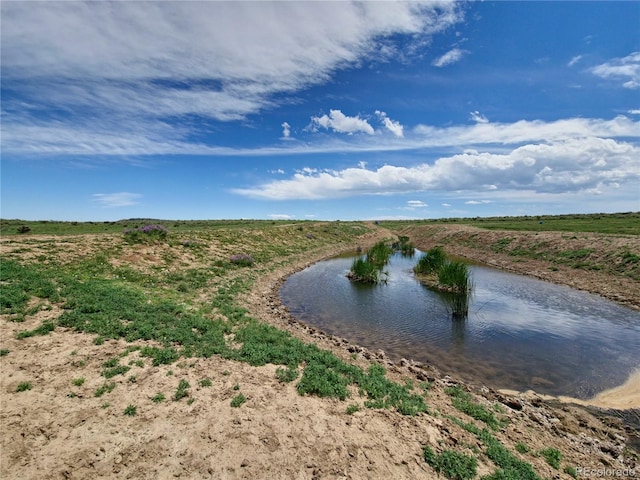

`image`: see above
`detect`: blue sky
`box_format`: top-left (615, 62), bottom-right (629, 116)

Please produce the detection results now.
top-left (1, 1), bottom-right (639, 221)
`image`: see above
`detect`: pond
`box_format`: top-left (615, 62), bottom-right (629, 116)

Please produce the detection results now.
top-left (280, 250), bottom-right (640, 399)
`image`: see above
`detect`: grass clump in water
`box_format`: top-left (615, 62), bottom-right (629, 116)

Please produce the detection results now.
top-left (414, 246), bottom-right (447, 275)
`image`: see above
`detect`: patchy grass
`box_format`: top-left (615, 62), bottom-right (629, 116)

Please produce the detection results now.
top-left (423, 445), bottom-right (477, 480)
top-left (230, 393), bottom-right (246, 408)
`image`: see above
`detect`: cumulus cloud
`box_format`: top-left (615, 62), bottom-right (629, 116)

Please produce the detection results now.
top-left (233, 136), bottom-right (639, 200)
top-left (376, 111), bottom-right (404, 137)
top-left (310, 109), bottom-right (375, 135)
top-left (432, 47), bottom-right (467, 67)
top-left (281, 122), bottom-right (291, 139)
top-left (591, 52), bottom-right (640, 89)
top-left (92, 192), bottom-right (141, 207)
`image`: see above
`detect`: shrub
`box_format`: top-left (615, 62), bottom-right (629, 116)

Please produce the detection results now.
top-left (173, 379), bottom-right (190, 401)
top-left (229, 254), bottom-right (255, 267)
top-left (17, 225), bottom-right (31, 234)
top-left (123, 224), bottom-right (168, 244)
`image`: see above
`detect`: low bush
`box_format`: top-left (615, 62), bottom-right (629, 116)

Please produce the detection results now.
top-left (123, 224), bottom-right (168, 244)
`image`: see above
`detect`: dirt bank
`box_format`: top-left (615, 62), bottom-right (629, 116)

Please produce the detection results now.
top-left (399, 224), bottom-right (640, 310)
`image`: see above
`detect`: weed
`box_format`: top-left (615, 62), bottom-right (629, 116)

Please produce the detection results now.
top-left (151, 393), bottom-right (165, 403)
top-left (423, 445), bottom-right (477, 480)
top-left (0, 349), bottom-right (9, 356)
top-left (346, 404), bottom-right (361, 415)
top-left (187, 398), bottom-right (195, 405)
top-left (15, 321), bottom-right (56, 339)
top-left (539, 447), bottom-right (562, 469)
top-left (445, 386), bottom-right (504, 430)
top-left (94, 382), bottom-right (116, 397)
top-left (230, 393), bottom-right (246, 408)
top-left (102, 364), bottom-right (131, 379)
top-left (564, 466), bottom-right (577, 478)
top-left (229, 254), bottom-right (255, 267)
top-left (124, 404), bottom-right (137, 416)
top-left (173, 379), bottom-right (190, 401)
top-left (233, 383), bottom-right (240, 390)
top-left (72, 377), bottom-right (85, 387)
top-left (199, 378), bottom-right (212, 387)
top-left (275, 365), bottom-right (298, 383)
top-left (515, 442), bottom-right (530, 454)
top-left (16, 381), bottom-right (32, 392)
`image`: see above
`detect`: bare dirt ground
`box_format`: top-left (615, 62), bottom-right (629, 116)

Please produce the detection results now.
top-left (1, 226), bottom-right (638, 479)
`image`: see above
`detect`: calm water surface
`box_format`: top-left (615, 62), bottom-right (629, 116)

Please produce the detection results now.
top-left (280, 251), bottom-right (640, 398)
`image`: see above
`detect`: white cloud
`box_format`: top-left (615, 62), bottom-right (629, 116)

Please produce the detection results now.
top-left (407, 200), bottom-right (428, 208)
top-left (591, 52), bottom-right (640, 89)
top-left (268, 214), bottom-right (295, 220)
top-left (568, 55), bottom-right (584, 67)
top-left (233, 136), bottom-right (639, 200)
top-left (281, 122), bottom-right (291, 139)
top-left (469, 111), bottom-right (489, 124)
top-left (92, 192), bottom-right (141, 207)
top-left (376, 111), bottom-right (404, 137)
top-left (465, 200), bottom-right (491, 205)
top-left (1, 1), bottom-right (462, 153)
top-left (432, 47), bottom-right (467, 67)
top-left (442, 203), bottom-right (452, 207)
top-left (629, 109), bottom-right (640, 115)
top-left (310, 109), bottom-right (375, 135)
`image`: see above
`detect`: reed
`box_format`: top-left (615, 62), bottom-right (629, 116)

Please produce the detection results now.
top-left (414, 246), bottom-right (447, 275)
top-left (348, 256), bottom-right (382, 284)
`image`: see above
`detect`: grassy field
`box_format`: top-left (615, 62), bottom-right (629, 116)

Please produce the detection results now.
top-left (381, 212), bottom-right (640, 235)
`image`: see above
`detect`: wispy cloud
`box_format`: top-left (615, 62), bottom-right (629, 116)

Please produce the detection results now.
top-left (432, 47), bottom-right (467, 67)
top-left (469, 111), bottom-right (489, 124)
top-left (1, 1), bottom-right (462, 158)
top-left (567, 54), bottom-right (584, 67)
top-left (591, 52), bottom-right (640, 89)
top-left (92, 192), bottom-right (142, 208)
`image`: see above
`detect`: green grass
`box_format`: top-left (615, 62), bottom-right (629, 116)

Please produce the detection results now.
top-left (414, 246), bottom-right (448, 275)
top-left (381, 212), bottom-right (640, 235)
top-left (1, 221), bottom-right (430, 416)
top-left (199, 378), bottom-right (212, 387)
top-left (173, 379), bottom-right (190, 401)
top-left (445, 386), bottom-right (504, 430)
top-left (16, 381), bottom-right (32, 392)
top-left (423, 445), bottom-right (477, 480)
top-left (230, 393), bottom-right (246, 408)
top-left (94, 382), bottom-right (116, 397)
top-left (538, 447), bottom-right (562, 469)
top-left (124, 404), bottom-right (137, 416)
top-left (151, 392), bottom-right (166, 403)
top-left (0, 349), bottom-right (10, 356)
top-left (71, 377), bottom-right (85, 387)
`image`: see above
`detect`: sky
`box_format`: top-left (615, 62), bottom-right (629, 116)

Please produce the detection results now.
top-left (1, 1), bottom-right (639, 222)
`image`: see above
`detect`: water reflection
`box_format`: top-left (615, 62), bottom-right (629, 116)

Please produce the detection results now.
top-left (280, 251), bottom-right (640, 398)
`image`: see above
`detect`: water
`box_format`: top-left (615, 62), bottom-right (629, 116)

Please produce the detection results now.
top-left (280, 251), bottom-right (640, 398)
